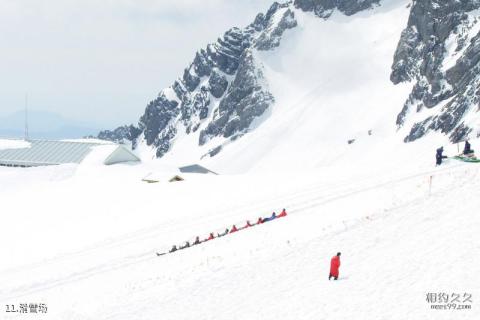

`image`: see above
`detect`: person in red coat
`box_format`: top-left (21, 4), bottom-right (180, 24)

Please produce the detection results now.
top-left (329, 252), bottom-right (341, 280)
top-left (205, 232), bottom-right (215, 241)
top-left (242, 220), bottom-right (253, 229)
top-left (256, 217), bottom-right (264, 225)
top-left (278, 208), bottom-right (287, 218)
top-left (230, 225), bottom-right (238, 233)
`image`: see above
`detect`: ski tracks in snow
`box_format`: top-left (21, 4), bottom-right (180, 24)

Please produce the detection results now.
top-left (0, 162), bottom-right (471, 301)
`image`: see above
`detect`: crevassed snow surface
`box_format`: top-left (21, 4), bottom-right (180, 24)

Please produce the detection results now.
top-left (1, 1), bottom-right (479, 319)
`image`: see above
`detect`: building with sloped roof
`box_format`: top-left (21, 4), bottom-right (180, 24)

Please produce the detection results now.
top-left (0, 139), bottom-right (140, 167)
top-left (179, 164), bottom-right (218, 175)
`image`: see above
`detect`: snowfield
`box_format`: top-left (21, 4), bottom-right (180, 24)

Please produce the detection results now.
top-left (0, 139), bottom-right (30, 150)
top-left (1, 140), bottom-right (479, 319)
top-left (1, 0), bottom-right (479, 319)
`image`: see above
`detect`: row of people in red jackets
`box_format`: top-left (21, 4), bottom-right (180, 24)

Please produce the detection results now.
top-left (164, 209), bottom-right (288, 254)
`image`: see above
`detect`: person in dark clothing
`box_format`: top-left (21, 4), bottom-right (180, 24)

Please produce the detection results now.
top-left (217, 228), bottom-right (229, 237)
top-left (329, 252), bottom-right (341, 280)
top-left (463, 140), bottom-right (474, 155)
top-left (193, 236), bottom-right (201, 245)
top-left (241, 220), bottom-right (253, 229)
top-left (263, 212), bottom-right (277, 222)
top-left (169, 245), bottom-right (178, 253)
top-left (180, 241), bottom-right (190, 249)
top-left (436, 147), bottom-right (447, 166)
top-left (256, 217), bottom-right (264, 225)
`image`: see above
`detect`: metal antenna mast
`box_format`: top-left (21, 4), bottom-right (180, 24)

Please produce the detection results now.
top-left (25, 93), bottom-right (29, 141)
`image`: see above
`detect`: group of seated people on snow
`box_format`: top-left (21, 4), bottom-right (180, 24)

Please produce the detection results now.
top-left (168, 208), bottom-right (288, 253)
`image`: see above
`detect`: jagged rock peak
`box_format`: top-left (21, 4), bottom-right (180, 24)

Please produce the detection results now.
top-left (391, 0), bottom-right (480, 143)
top-left (199, 49), bottom-right (274, 146)
top-left (255, 2), bottom-right (298, 50)
top-left (97, 0), bottom-right (388, 158)
top-left (294, 0), bottom-right (381, 18)
top-left (115, 1), bottom-right (297, 158)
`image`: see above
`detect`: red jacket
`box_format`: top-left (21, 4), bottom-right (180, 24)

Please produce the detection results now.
top-left (330, 256), bottom-right (341, 277)
top-left (256, 218), bottom-right (263, 225)
top-left (230, 225), bottom-right (238, 233)
top-left (278, 209), bottom-right (287, 218)
top-left (206, 233), bottom-right (214, 241)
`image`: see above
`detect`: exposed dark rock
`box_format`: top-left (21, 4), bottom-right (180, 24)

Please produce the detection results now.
top-left (199, 50), bottom-right (274, 145)
top-left (208, 70), bottom-right (229, 98)
top-left (172, 80), bottom-right (188, 101)
top-left (99, 0), bottom-right (391, 159)
top-left (209, 28), bottom-right (251, 75)
top-left (154, 125), bottom-right (177, 158)
top-left (182, 68), bottom-right (201, 92)
top-left (98, 125), bottom-right (142, 146)
top-left (193, 87), bottom-right (211, 120)
top-left (193, 50), bottom-right (212, 78)
top-left (256, 7), bottom-right (297, 51)
top-left (446, 31), bottom-right (480, 88)
top-left (294, 0), bottom-right (380, 18)
top-left (138, 93), bottom-right (179, 151)
top-left (391, 0), bottom-right (480, 142)
top-left (450, 123), bottom-right (472, 143)
top-left (404, 117), bottom-right (431, 142)
top-left (208, 145), bottom-right (222, 157)
top-left (130, 3), bottom-right (296, 156)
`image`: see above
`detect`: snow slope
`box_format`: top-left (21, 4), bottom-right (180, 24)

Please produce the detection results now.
top-left (1, 1), bottom-right (479, 319)
top-left (153, 0), bottom-right (414, 174)
top-left (1, 142), bottom-right (479, 319)
top-left (0, 139), bottom-right (30, 150)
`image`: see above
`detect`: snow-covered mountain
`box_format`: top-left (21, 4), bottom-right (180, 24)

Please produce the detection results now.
top-left (100, 1), bottom-right (297, 157)
top-left (393, 0), bottom-right (480, 143)
top-left (4, 2), bottom-right (480, 318)
top-left (98, 0), bottom-right (480, 171)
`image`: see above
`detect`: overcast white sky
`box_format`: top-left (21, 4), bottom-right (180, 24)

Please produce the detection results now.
top-left (0, 0), bottom-right (273, 128)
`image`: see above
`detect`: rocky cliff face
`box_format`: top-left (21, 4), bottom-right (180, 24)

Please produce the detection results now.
top-left (100, 2), bottom-right (297, 158)
top-left (392, 0), bottom-right (480, 142)
top-left (294, 0), bottom-right (380, 18)
top-left (99, 0), bottom-right (388, 158)
top-left (98, 125), bottom-right (142, 146)
top-left (99, 0), bottom-right (480, 158)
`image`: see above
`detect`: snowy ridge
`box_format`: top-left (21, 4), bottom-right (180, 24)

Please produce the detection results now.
top-left (96, 0), bottom-right (480, 167)
top-left (113, 1), bottom-right (300, 160)
top-left (100, 0), bottom-right (408, 166)
top-left (393, 0), bottom-right (480, 143)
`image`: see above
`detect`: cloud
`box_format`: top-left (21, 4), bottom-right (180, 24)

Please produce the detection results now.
top-left (0, 0), bottom-right (273, 128)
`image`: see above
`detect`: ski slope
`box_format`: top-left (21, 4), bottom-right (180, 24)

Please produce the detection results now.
top-left (1, 147), bottom-right (479, 319)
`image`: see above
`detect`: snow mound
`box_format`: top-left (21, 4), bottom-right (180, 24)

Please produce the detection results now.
top-left (0, 139), bottom-right (31, 150)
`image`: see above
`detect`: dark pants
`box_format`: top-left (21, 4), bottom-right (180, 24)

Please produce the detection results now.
top-left (436, 155), bottom-right (447, 165)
